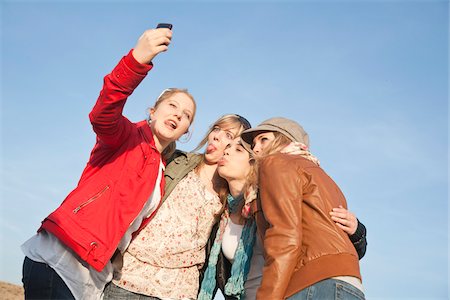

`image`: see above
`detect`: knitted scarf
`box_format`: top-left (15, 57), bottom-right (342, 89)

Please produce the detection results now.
top-left (281, 142), bottom-right (320, 166)
top-left (198, 194), bottom-right (257, 300)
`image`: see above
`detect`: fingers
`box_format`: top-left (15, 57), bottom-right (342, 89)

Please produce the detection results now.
top-left (329, 206), bottom-right (357, 235)
top-left (330, 215), bottom-right (350, 226)
top-left (335, 222), bottom-right (353, 235)
top-left (133, 28), bottom-right (173, 64)
top-left (329, 209), bottom-right (348, 219)
top-left (156, 36), bottom-right (172, 46)
top-left (153, 28), bottom-right (173, 45)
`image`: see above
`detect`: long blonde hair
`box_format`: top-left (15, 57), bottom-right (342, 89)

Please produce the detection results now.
top-left (193, 114), bottom-right (251, 168)
top-left (193, 114), bottom-right (251, 153)
top-left (194, 114), bottom-right (252, 218)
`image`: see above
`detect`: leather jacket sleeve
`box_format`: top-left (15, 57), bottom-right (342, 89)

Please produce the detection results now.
top-left (256, 155), bottom-right (304, 300)
top-left (350, 219), bottom-right (367, 259)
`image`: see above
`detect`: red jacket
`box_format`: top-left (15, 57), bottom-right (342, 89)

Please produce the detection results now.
top-left (39, 50), bottom-right (164, 272)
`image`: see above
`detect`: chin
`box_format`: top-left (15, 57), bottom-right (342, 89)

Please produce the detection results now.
top-left (217, 170), bottom-right (226, 177)
top-left (205, 153), bottom-right (219, 162)
top-left (163, 131), bottom-right (181, 141)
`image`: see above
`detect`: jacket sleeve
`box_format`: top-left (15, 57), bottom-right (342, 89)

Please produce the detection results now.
top-left (350, 219), bottom-right (367, 259)
top-left (256, 155), bottom-right (303, 300)
top-left (89, 50), bottom-right (153, 148)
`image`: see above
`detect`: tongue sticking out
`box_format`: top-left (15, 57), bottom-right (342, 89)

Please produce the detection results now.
top-left (164, 120), bottom-right (177, 130)
top-left (206, 144), bottom-right (216, 153)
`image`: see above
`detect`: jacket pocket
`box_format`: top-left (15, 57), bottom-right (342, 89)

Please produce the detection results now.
top-left (72, 185), bottom-right (110, 214)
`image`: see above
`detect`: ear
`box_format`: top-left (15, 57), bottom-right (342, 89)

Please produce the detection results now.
top-left (149, 107), bottom-right (156, 120)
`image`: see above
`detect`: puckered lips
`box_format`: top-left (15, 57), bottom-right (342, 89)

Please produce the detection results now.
top-left (217, 156), bottom-right (227, 167)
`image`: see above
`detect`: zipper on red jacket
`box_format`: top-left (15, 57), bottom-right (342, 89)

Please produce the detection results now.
top-left (73, 185), bottom-right (110, 213)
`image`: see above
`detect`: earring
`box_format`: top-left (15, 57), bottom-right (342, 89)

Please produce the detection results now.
top-left (178, 131), bottom-right (192, 143)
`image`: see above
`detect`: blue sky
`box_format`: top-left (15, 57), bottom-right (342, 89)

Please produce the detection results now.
top-left (1, 1), bottom-right (448, 299)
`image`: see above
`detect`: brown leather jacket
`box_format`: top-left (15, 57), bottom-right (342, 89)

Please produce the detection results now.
top-left (256, 153), bottom-right (361, 300)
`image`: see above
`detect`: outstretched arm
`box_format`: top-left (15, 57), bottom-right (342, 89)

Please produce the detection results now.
top-left (89, 28), bottom-right (172, 147)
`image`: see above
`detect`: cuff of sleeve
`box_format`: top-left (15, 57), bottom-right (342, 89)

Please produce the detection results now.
top-left (124, 49), bottom-right (153, 75)
top-left (349, 219), bottom-right (366, 243)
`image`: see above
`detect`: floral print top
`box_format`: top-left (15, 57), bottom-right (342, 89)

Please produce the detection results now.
top-left (113, 170), bottom-right (222, 299)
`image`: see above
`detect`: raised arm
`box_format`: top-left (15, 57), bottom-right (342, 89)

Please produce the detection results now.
top-left (89, 28), bottom-right (172, 147)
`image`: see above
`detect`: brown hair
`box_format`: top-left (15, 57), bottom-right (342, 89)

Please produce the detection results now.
top-left (215, 142), bottom-right (258, 219)
top-left (150, 88), bottom-right (197, 160)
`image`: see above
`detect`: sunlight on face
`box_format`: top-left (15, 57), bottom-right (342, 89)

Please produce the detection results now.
top-left (217, 138), bottom-right (251, 182)
top-left (204, 125), bottom-right (240, 164)
top-left (150, 93), bottom-right (195, 145)
top-left (252, 132), bottom-right (276, 156)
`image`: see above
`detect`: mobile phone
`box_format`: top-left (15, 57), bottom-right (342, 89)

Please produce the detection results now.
top-left (156, 23), bottom-right (173, 30)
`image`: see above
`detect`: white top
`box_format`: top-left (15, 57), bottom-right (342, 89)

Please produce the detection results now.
top-left (221, 220), bottom-right (243, 262)
top-left (21, 161), bottom-right (164, 300)
top-left (221, 219), bottom-right (264, 300)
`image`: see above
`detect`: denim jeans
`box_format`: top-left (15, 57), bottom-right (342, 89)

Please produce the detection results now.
top-left (22, 256), bottom-right (75, 299)
top-left (103, 282), bottom-right (162, 300)
top-left (287, 278), bottom-right (365, 300)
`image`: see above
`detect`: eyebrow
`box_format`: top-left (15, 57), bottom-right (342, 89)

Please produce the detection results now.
top-left (225, 127), bottom-right (239, 135)
top-left (217, 126), bottom-right (237, 135)
top-left (170, 99), bottom-right (193, 115)
top-left (256, 133), bottom-right (270, 140)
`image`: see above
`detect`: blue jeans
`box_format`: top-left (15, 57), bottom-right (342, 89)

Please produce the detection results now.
top-left (103, 282), bottom-right (161, 300)
top-left (287, 278), bottom-right (365, 300)
top-left (22, 256), bottom-right (75, 299)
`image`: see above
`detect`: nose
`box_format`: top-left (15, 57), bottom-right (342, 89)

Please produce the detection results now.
top-left (223, 145), bottom-right (231, 155)
top-left (174, 110), bottom-right (182, 121)
top-left (213, 129), bottom-right (225, 142)
top-left (212, 130), bottom-right (220, 141)
top-left (253, 143), bottom-right (261, 154)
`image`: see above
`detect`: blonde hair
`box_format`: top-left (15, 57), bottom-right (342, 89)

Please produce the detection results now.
top-left (193, 113), bottom-right (251, 173)
top-left (260, 131), bottom-right (292, 157)
top-left (149, 88), bottom-right (197, 160)
top-left (193, 114), bottom-right (251, 153)
top-left (194, 114), bottom-right (252, 218)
